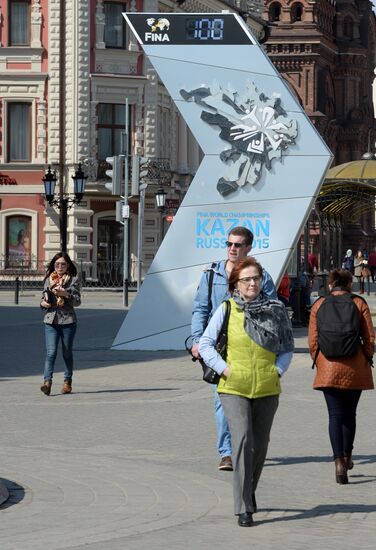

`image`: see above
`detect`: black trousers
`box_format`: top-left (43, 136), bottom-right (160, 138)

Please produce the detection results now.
top-left (322, 388), bottom-right (362, 459)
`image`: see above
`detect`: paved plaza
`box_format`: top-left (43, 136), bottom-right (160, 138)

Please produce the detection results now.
top-left (0, 289), bottom-right (376, 549)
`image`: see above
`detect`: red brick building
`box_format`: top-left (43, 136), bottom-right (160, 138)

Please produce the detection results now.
top-left (263, 0), bottom-right (376, 261)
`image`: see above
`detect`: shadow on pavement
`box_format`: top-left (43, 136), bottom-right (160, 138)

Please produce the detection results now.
top-left (267, 453), bottom-right (376, 466)
top-left (257, 503), bottom-right (376, 525)
top-left (56, 387), bottom-right (180, 395)
top-left (0, 479), bottom-right (25, 509)
top-left (0, 306), bottom-right (189, 379)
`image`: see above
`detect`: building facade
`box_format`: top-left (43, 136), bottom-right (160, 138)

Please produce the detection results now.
top-left (263, 0), bottom-right (376, 260)
top-left (0, 0), bottom-right (265, 284)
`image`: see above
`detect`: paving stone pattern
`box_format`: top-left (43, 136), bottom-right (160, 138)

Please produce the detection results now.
top-left (0, 291), bottom-right (375, 549)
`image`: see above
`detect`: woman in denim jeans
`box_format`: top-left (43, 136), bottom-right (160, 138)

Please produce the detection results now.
top-left (40, 252), bottom-right (81, 396)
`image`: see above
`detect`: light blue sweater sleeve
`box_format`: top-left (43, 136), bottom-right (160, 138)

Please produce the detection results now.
top-left (198, 304), bottom-right (228, 375)
top-left (276, 351), bottom-right (293, 377)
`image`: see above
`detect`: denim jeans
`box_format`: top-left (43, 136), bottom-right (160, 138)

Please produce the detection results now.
top-left (323, 388), bottom-right (362, 459)
top-left (212, 385), bottom-right (232, 458)
top-left (43, 323), bottom-right (77, 381)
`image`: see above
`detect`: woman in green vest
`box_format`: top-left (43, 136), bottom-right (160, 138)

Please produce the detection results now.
top-left (199, 257), bottom-right (294, 527)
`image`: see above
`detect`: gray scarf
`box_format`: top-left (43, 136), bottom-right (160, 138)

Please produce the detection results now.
top-left (232, 291), bottom-right (294, 354)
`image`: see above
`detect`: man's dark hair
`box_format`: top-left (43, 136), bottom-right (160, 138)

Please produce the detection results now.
top-left (228, 226), bottom-right (253, 247)
top-left (327, 268), bottom-right (352, 289)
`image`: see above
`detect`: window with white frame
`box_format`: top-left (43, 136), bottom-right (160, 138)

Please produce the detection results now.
top-left (8, 102), bottom-right (31, 162)
top-left (97, 103), bottom-right (128, 160)
top-left (97, 103), bottom-right (133, 178)
top-left (104, 2), bottom-right (127, 48)
top-left (9, 0), bottom-right (31, 46)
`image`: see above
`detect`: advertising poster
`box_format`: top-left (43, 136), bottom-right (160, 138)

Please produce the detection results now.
top-left (7, 217), bottom-right (31, 267)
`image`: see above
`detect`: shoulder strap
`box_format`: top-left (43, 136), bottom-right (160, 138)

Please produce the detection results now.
top-left (216, 300), bottom-right (231, 358)
top-left (207, 262), bottom-right (217, 313)
top-left (222, 299), bottom-right (231, 333)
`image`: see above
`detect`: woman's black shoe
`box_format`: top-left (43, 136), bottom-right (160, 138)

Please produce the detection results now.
top-left (238, 512), bottom-right (254, 527)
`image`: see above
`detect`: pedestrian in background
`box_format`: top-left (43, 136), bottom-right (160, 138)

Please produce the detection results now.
top-left (191, 227), bottom-right (277, 472)
top-left (342, 249), bottom-right (354, 273)
top-left (308, 269), bottom-right (374, 484)
top-left (354, 249), bottom-right (367, 294)
top-left (368, 248), bottom-right (376, 282)
top-left (307, 251), bottom-right (318, 288)
top-left (199, 257), bottom-right (294, 527)
top-left (40, 252), bottom-right (81, 396)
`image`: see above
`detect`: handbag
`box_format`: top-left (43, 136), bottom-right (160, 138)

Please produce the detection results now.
top-left (186, 300), bottom-right (231, 385)
top-left (43, 288), bottom-right (57, 306)
top-left (361, 267), bottom-right (371, 278)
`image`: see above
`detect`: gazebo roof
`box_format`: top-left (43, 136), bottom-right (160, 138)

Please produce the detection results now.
top-left (325, 159), bottom-right (376, 182)
top-left (318, 158), bottom-right (376, 216)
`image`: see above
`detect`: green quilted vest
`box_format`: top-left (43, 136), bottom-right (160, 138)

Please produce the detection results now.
top-left (217, 299), bottom-right (281, 399)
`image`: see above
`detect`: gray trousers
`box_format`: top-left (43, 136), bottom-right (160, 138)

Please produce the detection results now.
top-left (220, 393), bottom-right (279, 515)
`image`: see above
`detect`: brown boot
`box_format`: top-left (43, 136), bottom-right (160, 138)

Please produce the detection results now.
top-left (61, 380), bottom-right (72, 394)
top-left (344, 453), bottom-right (354, 471)
top-left (335, 458), bottom-right (348, 484)
top-left (40, 380), bottom-right (52, 396)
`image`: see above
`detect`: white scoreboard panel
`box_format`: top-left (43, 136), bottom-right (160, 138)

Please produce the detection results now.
top-left (112, 13), bottom-right (332, 350)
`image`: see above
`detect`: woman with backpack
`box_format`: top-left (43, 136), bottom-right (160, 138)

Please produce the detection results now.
top-left (308, 269), bottom-right (374, 484)
top-left (199, 257), bottom-right (294, 527)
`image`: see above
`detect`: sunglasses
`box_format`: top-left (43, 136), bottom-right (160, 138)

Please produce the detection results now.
top-left (225, 241), bottom-right (246, 249)
top-left (55, 262), bottom-right (67, 267)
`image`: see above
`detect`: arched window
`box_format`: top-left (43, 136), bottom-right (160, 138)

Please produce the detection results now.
top-left (343, 16), bottom-right (353, 39)
top-left (269, 2), bottom-right (281, 22)
top-left (291, 3), bottom-right (303, 23)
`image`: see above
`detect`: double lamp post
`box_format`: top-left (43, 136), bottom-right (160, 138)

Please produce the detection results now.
top-left (43, 160), bottom-right (169, 288)
top-left (43, 164), bottom-right (87, 254)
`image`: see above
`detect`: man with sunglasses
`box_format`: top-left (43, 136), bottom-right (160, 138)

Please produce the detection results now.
top-left (191, 226), bottom-right (277, 471)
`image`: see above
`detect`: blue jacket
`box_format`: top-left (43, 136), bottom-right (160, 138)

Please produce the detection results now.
top-left (191, 259), bottom-right (277, 343)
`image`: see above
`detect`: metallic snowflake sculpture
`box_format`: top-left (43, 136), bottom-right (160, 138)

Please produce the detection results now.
top-left (180, 81), bottom-right (298, 197)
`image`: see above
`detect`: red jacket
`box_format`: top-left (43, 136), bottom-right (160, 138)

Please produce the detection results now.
top-left (277, 272), bottom-right (290, 301)
top-left (308, 290), bottom-right (374, 390)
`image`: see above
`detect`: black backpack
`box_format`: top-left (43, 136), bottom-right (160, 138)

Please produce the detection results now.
top-left (313, 291), bottom-right (361, 364)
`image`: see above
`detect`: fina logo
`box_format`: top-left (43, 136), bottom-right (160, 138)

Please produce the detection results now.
top-left (145, 17), bottom-right (170, 42)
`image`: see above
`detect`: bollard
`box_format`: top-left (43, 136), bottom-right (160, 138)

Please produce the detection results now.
top-left (123, 278), bottom-right (129, 307)
top-left (15, 276), bottom-right (20, 304)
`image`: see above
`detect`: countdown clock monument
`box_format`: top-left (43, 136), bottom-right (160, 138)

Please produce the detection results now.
top-left (112, 12), bottom-right (332, 350)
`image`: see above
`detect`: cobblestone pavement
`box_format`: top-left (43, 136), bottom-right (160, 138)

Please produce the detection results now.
top-left (0, 291), bottom-right (376, 549)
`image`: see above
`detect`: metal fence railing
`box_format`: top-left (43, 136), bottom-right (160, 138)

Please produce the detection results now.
top-left (0, 256), bottom-right (138, 291)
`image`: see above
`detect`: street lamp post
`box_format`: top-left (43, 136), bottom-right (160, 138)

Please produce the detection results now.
top-left (43, 164), bottom-right (87, 253)
top-left (155, 188), bottom-right (167, 244)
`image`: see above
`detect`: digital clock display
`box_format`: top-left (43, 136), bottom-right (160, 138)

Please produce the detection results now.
top-left (186, 18), bottom-right (224, 41)
top-left (123, 13), bottom-right (255, 46)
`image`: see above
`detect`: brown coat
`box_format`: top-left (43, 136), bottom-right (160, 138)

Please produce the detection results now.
top-left (308, 290), bottom-right (374, 390)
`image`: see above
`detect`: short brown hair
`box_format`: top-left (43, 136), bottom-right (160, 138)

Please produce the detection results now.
top-left (228, 257), bottom-right (263, 293)
top-left (327, 268), bottom-right (352, 289)
top-left (228, 227), bottom-right (253, 247)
